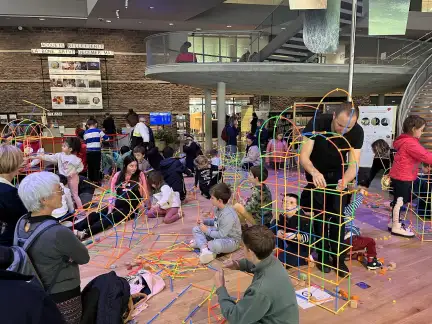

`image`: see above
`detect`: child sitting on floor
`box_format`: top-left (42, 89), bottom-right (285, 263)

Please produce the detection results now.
top-left (343, 186), bottom-right (383, 270)
top-left (116, 146), bottom-right (131, 170)
top-left (234, 166), bottom-right (273, 227)
top-left (147, 171), bottom-right (182, 224)
top-left (191, 183), bottom-right (242, 264)
top-left (133, 145), bottom-right (151, 172)
top-left (210, 149), bottom-right (221, 167)
top-left (194, 155), bottom-right (221, 199)
top-left (270, 193), bottom-right (310, 267)
top-left (52, 174), bottom-right (75, 221)
top-left (216, 225), bottom-right (299, 323)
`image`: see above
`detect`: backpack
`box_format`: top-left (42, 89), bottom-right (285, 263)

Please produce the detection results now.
top-left (221, 126), bottom-right (228, 142)
top-left (81, 271), bottom-right (131, 324)
top-left (8, 215), bottom-right (65, 293)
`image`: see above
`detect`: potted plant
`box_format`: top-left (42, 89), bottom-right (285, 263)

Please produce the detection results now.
top-left (154, 128), bottom-right (176, 149)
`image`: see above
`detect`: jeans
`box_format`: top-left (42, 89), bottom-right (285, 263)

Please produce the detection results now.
top-left (192, 223), bottom-right (239, 254)
top-left (226, 145), bottom-right (237, 156)
top-left (86, 151), bottom-right (101, 183)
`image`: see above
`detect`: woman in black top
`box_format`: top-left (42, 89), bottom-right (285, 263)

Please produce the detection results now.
top-left (250, 112), bottom-right (258, 134)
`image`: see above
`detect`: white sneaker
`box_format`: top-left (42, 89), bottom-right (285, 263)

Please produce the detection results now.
top-left (189, 239), bottom-right (199, 249)
top-left (199, 248), bottom-right (216, 264)
top-left (391, 222), bottom-right (415, 238)
top-left (74, 229), bottom-right (87, 240)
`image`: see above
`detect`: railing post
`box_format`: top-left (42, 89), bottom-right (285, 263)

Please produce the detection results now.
top-left (348, 0), bottom-right (358, 102)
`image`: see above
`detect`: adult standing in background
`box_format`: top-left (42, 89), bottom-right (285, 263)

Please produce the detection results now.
top-left (131, 116), bottom-right (154, 151)
top-left (255, 119), bottom-right (269, 154)
top-left (102, 113), bottom-right (116, 135)
top-left (175, 42), bottom-right (198, 63)
top-left (225, 118), bottom-right (239, 156)
top-left (250, 112), bottom-right (258, 135)
top-left (299, 103), bottom-right (364, 277)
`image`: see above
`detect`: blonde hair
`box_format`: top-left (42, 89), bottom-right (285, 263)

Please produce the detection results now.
top-left (0, 144), bottom-right (23, 174)
top-left (194, 155), bottom-right (209, 170)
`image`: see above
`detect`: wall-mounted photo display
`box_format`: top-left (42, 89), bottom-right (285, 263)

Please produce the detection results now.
top-left (51, 92), bottom-right (103, 109)
top-left (48, 57), bottom-right (103, 109)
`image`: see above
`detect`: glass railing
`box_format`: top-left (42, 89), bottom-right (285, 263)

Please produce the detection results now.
top-left (145, 29), bottom-right (432, 68)
top-left (145, 31), bottom-right (265, 66)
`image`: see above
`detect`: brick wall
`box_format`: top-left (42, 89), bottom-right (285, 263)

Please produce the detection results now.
top-left (0, 27), bottom-right (370, 128)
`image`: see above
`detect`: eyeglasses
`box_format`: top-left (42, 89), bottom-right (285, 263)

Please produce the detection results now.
top-left (54, 187), bottom-right (64, 195)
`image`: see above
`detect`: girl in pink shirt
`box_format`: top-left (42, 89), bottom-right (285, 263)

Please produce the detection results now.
top-left (266, 133), bottom-right (288, 169)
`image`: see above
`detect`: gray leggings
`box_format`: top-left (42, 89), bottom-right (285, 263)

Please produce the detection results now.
top-left (192, 226), bottom-right (239, 254)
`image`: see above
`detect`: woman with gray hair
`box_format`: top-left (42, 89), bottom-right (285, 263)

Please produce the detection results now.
top-left (17, 171), bottom-right (89, 324)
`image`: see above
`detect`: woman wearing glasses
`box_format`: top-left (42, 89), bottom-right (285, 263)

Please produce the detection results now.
top-left (16, 171), bottom-right (89, 324)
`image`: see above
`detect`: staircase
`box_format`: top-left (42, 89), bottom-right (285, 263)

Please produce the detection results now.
top-left (398, 54), bottom-right (432, 150)
top-left (265, 0), bottom-right (364, 63)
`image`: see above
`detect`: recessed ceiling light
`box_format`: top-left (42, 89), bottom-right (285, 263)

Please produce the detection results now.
top-left (39, 18), bottom-right (46, 21)
top-left (169, 23), bottom-right (174, 26)
top-left (106, 20), bottom-right (112, 23)
top-left (281, 27), bottom-right (286, 30)
top-left (149, 6), bottom-right (154, 9)
top-left (196, 28), bottom-right (202, 31)
top-left (226, 25), bottom-right (232, 28)
top-left (138, 21), bottom-right (142, 24)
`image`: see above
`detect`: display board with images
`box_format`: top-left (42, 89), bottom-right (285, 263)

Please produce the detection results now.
top-left (48, 57), bottom-right (103, 109)
top-left (358, 106), bottom-right (397, 168)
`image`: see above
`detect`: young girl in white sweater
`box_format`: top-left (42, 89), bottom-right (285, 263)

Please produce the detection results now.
top-left (147, 171), bottom-right (182, 224)
top-left (32, 137), bottom-right (84, 209)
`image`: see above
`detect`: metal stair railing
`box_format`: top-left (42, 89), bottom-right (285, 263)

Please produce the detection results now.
top-left (397, 53), bottom-right (432, 135)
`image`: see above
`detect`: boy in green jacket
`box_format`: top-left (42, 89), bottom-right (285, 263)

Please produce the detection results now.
top-left (215, 225), bottom-right (299, 324)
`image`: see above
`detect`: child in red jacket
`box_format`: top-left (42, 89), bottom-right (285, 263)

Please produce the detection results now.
top-left (389, 115), bottom-right (432, 237)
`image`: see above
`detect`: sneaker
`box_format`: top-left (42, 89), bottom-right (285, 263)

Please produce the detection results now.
top-left (366, 257), bottom-right (383, 270)
top-left (391, 222), bottom-right (415, 238)
top-left (199, 248), bottom-right (216, 264)
top-left (74, 229), bottom-right (87, 241)
top-left (189, 239), bottom-right (199, 249)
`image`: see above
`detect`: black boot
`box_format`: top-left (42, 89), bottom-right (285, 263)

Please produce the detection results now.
top-left (333, 258), bottom-right (349, 278)
top-left (316, 262), bottom-right (331, 273)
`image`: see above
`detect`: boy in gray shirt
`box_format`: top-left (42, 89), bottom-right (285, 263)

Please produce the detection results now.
top-left (215, 225), bottom-right (299, 324)
top-left (191, 183), bottom-right (242, 264)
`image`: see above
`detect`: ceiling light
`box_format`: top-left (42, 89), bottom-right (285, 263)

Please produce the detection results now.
top-left (39, 18), bottom-right (46, 21)
top-left (226, 25), bottom-right (232, 28)
top-left (196, 28), bottom-right (202, 31)
top-left (149, 6), bottom-right (154, 9)
top-left (106, 20), bottom-right (112, 23)
top-left (281, 27), bottom-right (286, 30)
top-left (169, 23), bottom-right (174, 26)
top-left (138, 21), bottom-right (142, 24)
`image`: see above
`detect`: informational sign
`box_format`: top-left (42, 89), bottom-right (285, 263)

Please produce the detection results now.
top-left (68, 43), bottom-right (104, 49)
top-left (31, 49), bottom-right (75, 55)
top-left (41, 43), bottom-right (65, 48)
top-left (77, 50), bottom-right (114, 56)
top-left (48, 57), bottom-right (103, 109)
top-left (358, 106), bottom-right (397, 168)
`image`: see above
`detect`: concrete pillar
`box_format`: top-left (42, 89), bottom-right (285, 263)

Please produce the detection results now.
top-left (378, 94), bottom-right (385, 106)
top-left (217, 82), bottom-right (226, 148)
top-left (204, 89), bottom-right (213, 151)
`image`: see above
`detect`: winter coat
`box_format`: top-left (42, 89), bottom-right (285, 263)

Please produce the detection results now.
top-left (160, 158), bottom-right (189, 197)
top-left (389, 134), bottom-right (432, 181)
top-left (266, 139), bottom-right (288, 163)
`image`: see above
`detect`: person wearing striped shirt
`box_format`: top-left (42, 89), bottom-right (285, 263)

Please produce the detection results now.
top-left (84, 118), bottom-right (109, 183)
top-left (343, 187), bottom-right (383, 270)
top-left (270, 193), bottom-right (311, 267)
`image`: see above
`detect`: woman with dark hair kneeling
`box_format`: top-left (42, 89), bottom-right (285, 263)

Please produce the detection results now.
top-left (74, 155), bottom-right (149, 239)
